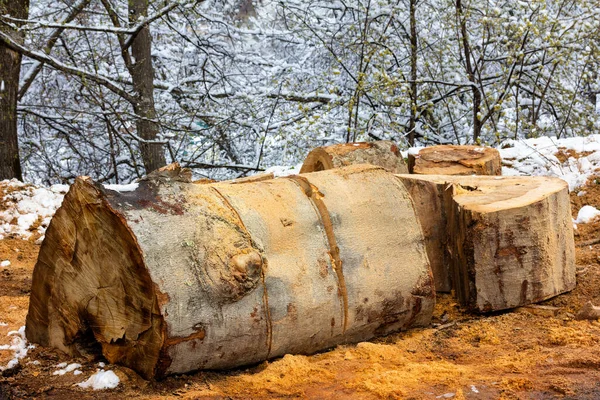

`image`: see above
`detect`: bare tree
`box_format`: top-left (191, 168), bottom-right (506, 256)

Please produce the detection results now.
top-left (0, 0), bottom-right (28, 180)
top-left (127, 0), bottom-right (166, 173)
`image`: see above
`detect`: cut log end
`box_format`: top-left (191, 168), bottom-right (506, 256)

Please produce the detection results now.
top-left (300, 141), bottom-right (408, 174)
top-left (25, 177), bottom-right (164, 379)
top-left (408, 145), bottom-right (502, 176)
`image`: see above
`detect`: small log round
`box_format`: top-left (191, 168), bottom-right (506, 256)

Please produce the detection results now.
top-left (26, 164), bottom-right (434, 379)
top-left (300, 141), bottom-right (408, 174)
top-left (408, 145), bottom-right (501, 175)
top-left (397, 174), bottom-right (576, 311)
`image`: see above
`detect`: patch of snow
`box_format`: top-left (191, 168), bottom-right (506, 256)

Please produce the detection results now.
top-left (103, 182), bottom-right (139, 192)
top-left (97, 362), bottom-right (106, 368)
top-left (0, 180), bottom-right (68, 240)
top-left (0, 326), bottom-right (34, 371)
top-left (53, 362), bottom-right (82, 375)
top-left (436, 393), bottom-right (455, 399)
top-left (265, 163), bottom-right (302, 177)
top-left (471, 385), bottom-right (479, 393)
top-left (0, 260), bottom-right (10, 267)
top-left (77, 369), bottom-right (120, 390)
top-left (497, 135), bottom-right (600, 191)
top-left (574, 205), bottom-right (600, 224)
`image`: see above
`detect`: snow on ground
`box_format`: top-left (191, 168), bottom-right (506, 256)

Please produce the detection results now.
top-left (265, 163), bottom-right (302, 177)
top-left (0, 179), bottom-right (140, 241)
top-left (53, 362), bottom-right (82, 376)
top-left (77, 369), bottom-right (120, 390)
top-left (574, 205), bottom-right (600, 224)
top-left (498, 135), bottom-right (600, 191)
top-left (0, 326), bottom-right (35, 372)
top-left (0, 180), bottom-right (68, 241)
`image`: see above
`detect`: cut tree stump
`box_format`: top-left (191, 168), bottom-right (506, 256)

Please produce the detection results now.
top-left (397, 174), bottom-right (576, 311)
top-left (26, 164), bottom-right (434, 379)
top-left (300, 141), bottom-right (408, 174)
top-left (408, 145), bottom-right (502, 175)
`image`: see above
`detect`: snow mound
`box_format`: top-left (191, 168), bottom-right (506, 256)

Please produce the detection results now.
top-left (574, 206), bottom-right (600, 224)
top-left (77, 369), bottom-right (120, 390)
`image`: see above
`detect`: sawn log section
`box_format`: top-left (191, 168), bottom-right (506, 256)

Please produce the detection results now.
top-left (25, 164), bottom-right (434, 379)
top-left (397, 174), bottom-right (576, 311)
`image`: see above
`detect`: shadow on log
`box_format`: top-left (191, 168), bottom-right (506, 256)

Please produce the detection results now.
top-left (397, 174), bottom-right (576, 310)
top-left (408, 145), bottom-right (501, 176)
top-left (26, 164), bottom-right (434, 379)
top-left (301, 141), bottom-right (408, 174)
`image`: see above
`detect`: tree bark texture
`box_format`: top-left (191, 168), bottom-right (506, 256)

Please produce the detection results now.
top-left (129, 0), bottom-right (166, 173)
top-left (408, 145), bottom-right (501, 176)
top-left (0, 0), bottom-right (28, 181)
top-left (397, 174), bottom-right (576, 311)
top-left (300, 141), bottom-right (408, 174)
top-left (26, 164), bottom-right (434, 379)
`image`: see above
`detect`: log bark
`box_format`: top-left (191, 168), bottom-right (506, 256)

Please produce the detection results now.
top-left (397, 174), bottom-right (576, 311)
top-left (300, 141), bottom-right (408, 174)
top-left (408, 145), bottom-right (501, 176)
top-left (26, 164), bottom-right (434, 379)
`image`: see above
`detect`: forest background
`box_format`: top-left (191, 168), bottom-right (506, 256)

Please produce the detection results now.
top-left (0, 0), bottom-right (598, 184)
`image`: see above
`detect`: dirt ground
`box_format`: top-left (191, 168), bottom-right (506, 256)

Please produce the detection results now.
top-left (1, 177), bottom-right (600, 399)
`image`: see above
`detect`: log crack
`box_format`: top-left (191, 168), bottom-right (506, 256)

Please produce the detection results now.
top-left (287, 175), bottom-right (349, 333)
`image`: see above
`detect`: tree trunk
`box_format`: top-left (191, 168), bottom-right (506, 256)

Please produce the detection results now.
top-left (408, 145), bottom-right (501, 176)
top-left (26, 164), bottom-right (434, 379)
top-left (397, 174), bottom-right (576, 311)
top-left (300, 141), bottom-right (408, 174)
top-left (129, 0), bottom-right (166, 173)
top-left (0, 0), bottom-right (28, 181)
top-left (455, 0), bottom-right (482, 142)
top-left (407, 0), bottom-right (418, 146)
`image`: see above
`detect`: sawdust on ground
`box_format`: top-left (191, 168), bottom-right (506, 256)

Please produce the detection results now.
top-left (1, 176), bottom-right (600, 399)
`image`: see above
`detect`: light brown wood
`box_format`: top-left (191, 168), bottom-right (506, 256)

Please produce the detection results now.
top-left (397, 174), bottom-right (576, 311)
top-left (26, 164), bottom-right (434, 379)
top-left (408, 145), bottom-right (501, 176)
top-left (300, 141), bottom-right (408, 174)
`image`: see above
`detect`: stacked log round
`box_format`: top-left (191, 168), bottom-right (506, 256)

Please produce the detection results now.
top-left (300, 141), bottom-right (408, 174)
top-left (26, 164), bottom-right (434, 379)
top-left (397, 174), bottom-right (576, 311)
top-left (408, 145), bottom-right (502, 175)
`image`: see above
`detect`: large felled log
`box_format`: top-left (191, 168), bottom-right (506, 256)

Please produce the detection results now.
top-left (408, 145), bottom-right (501, 175)
top-left (26, 164), bottom-right (434, 379)
top-left (397, 174), bottom-right (576, 311)
top-left (300, 141), bottom-right (408, 174)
